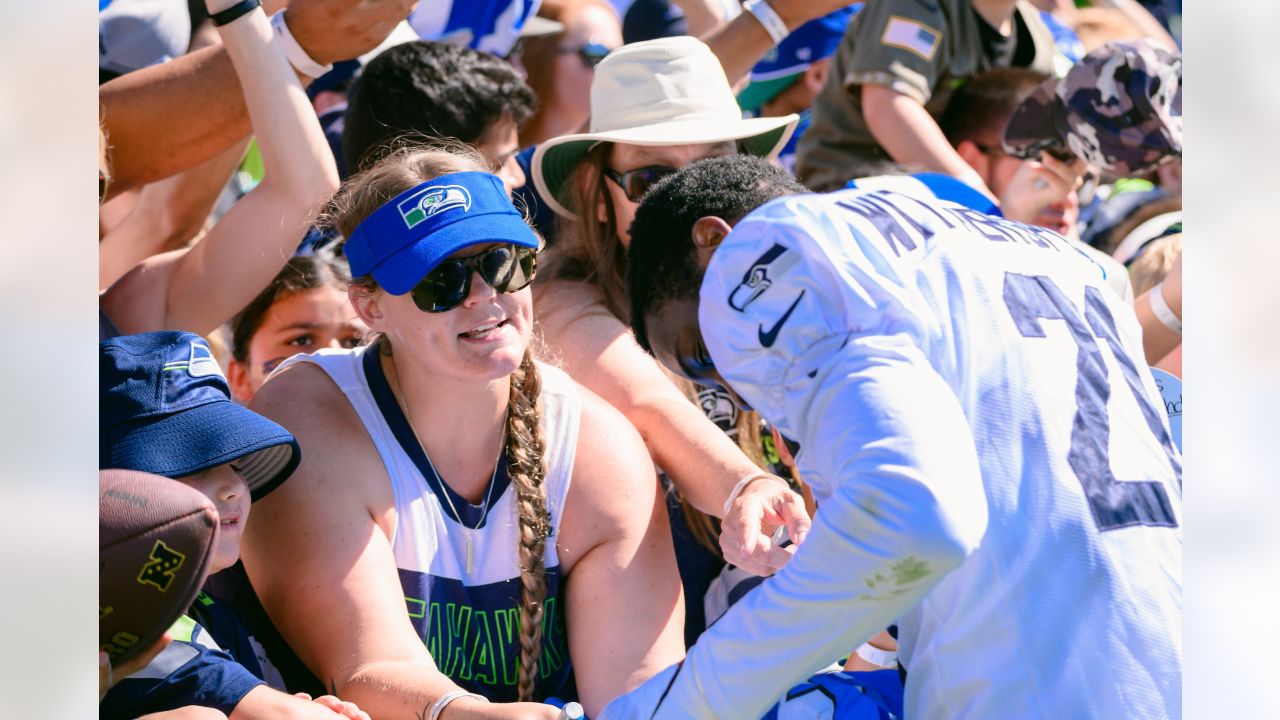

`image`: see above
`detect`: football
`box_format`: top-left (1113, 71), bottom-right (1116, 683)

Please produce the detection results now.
top-left (100, 469), bottom-right (219, 665)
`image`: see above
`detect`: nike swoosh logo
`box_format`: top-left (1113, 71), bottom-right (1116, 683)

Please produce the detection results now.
top-left (758, 291), bottom-right (806, 348)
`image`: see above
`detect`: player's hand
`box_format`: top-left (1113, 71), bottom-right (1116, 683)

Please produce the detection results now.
top-left (293, 693), bottom-right (372, 720)
top-left (721, 475), bottom-right (811, 576)
top-left (999, 153), bottom-right (1086, 227)
top-left (285, 0), bottom-right (417, 66)
top-left (100, 632), bottom-right (173, 701)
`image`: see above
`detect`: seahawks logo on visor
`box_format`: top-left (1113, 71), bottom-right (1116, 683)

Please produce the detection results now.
top-left (398, 185), bottom-right (473, 229)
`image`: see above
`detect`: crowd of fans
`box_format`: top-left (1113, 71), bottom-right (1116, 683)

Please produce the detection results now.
top-left (98, 0), bottom-right (1183, 718)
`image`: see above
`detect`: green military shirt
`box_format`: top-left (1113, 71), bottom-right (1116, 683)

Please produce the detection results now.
top-left (796, 0), bottom-right (1058, 190)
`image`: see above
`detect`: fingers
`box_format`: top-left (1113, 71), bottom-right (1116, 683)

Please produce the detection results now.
top-left (311, 695), bottom-right (370, 720)
top-left (720, 497), bottom-right (766, 573)
top-left (773, 490), bottom-right (812, 546)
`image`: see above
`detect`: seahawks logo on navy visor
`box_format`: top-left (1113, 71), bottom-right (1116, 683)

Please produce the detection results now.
top-left (398, 185), bottom-right (473, 229)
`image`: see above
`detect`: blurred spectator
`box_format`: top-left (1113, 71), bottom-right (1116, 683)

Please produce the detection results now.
top-left (737, 4), bottom-right (861, 174)
top-left (519, 0), bottom-right (623, 147)
top-left (796, 0), bottom-right (1058, 192)
top-left (408, 0), bottom-right (543, 56)
top-left (99, 0), bottom-right (339, 340)
top-left (1002, 40), bottom-right (1181, 259)
top-left (100, 0), bottom-right (192, 84)
top-left (1127, 232), bottom-right (1182, 297)
top-left (622, 0), bottom-right (687, 42)
top-left (227, 248), bottom-right (364, 404)
top-left (341, 41), bottom-right (537, 193)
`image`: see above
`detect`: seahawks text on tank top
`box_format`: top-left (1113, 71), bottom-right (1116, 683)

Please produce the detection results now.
top-left (280, 346), bottom-right (580, 702)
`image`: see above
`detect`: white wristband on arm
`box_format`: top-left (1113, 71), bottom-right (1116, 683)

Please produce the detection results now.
top-left (855, 641), bottom-right (899, 668)
top-left (1149, 280), bottom-right (1182, 334)
top-left (269, 11), bottom-right (333, 79)
top-left (723, 472), bottom-right (778, 516)
top-left (742, 0), bottom-right (790, 44)
top-left (428, 690), bottom-right (489, 720)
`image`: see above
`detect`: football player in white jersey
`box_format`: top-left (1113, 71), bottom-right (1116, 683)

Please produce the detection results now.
top-left (602, 155), bottom-right (1182, 719)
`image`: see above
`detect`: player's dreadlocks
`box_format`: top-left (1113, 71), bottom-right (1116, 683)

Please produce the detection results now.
top-left (627, 154), bottom-right (806, 354)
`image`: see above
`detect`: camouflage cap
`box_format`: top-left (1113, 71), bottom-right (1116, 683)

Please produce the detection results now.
top-left (1003, 40), bottom-right (1182, 179)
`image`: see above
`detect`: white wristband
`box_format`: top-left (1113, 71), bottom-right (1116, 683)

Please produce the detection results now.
top-left (855, 641), bottom-right (899, 668)
top-left (742, 0), bottom-right (789, 45)
top-left (722, 472), bottom-right (777, 516)
top-left (1149, 280), bottom-right (1182, 334)
top-left (270, 11), bottom-right (333, 79)
top-left (428, 690), bottom-right (488, 720)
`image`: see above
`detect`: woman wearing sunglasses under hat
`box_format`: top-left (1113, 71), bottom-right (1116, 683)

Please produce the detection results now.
top-left (518, 0), bottom-right (623, 147)
top-left (240, 145), bottom-right (684, 720)
top-left (528, 35), bottom-right (810, 641)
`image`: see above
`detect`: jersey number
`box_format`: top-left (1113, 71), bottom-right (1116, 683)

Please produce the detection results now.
top-left (1002, 273), bottom-right (1179, 531)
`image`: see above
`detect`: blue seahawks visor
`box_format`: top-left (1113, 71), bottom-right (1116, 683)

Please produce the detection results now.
top-left (343, 172), bottom-right (540, 296)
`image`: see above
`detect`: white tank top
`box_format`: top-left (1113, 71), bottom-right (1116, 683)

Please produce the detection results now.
top-left (280, 345), bottom-right (580, 702)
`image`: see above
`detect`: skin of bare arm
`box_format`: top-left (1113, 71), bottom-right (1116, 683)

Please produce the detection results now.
top-left (862, 84), bottom-right (992, 191)
top-left (100, 3), bottom-right (339, 337)
top-left (534, 280), bottom-right (808, 575)
top-left (98, 139), bottom-right (249, 289)
top-left (704, 0), bottom-right (858, 83)
top-left (99, 0), bottom-right (415, 196)
top-left (555, 390), bottom-right (687, 715)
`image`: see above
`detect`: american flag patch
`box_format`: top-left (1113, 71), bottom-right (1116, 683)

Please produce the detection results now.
top-left (881, 16), bottom-right (940, 60)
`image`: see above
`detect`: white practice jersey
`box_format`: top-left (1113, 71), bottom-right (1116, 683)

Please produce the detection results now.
top-left (606, 189), bottom-right (1182, 719)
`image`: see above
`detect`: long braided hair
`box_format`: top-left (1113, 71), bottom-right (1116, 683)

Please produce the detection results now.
top-left (505, 351), bottom-right (551, 700)
top-left (327, 143), bottom-right (552, 701)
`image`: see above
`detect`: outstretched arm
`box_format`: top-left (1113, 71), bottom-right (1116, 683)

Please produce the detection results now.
top-left (100, 0), bottom-right (414, 195)
top-left (102, 0), bottom-right (339, 337)
top-left (705, 0), bottom-right (859, 83)
top-left (602, 340), bottom-right (989, 718)
top-left (536, 282), bottom-right (810, 576)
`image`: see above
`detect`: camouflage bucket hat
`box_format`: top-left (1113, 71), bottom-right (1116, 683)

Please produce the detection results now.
top-left (1003, 40), bottom-right (1182, 179)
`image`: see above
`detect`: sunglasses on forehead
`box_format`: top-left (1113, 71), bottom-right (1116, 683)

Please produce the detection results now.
top-left (557, 41), bottom-right (613, 68)
top-left (604, 165), bottom-right (678, 203)
top-left (410, 244), bottom-right (538, 313)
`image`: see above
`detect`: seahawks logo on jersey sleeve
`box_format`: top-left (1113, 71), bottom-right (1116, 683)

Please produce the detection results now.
top-left (728, 243), bottom-right (800, 312)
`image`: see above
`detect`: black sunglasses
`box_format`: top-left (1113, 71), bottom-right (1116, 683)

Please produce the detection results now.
top-left (604, 165), bottom-right (678, 203)
top-left (410, 244), bottom-right (538, 313)
top-left (557, 41), bottom-right (613, 68)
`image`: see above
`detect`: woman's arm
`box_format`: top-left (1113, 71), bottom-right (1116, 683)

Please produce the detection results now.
top-left (98, 139), bottom-right (249, 289)
top-left (556, 391), bottom-right (686, 717)
top-left (244, 364), bottom-right (558, 720)
top-left (103, 0), bottom-right (340, 337)
top-left (536, 283), bottom-right (810, 575)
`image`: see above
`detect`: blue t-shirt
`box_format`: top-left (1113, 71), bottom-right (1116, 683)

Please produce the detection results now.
top-left (100, 591), bottom-right (272, 719)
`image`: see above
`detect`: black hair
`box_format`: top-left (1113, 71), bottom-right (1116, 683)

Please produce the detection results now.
top-left (229, 247), bottom-right (352, 363)
top-left (342, 41), bottom-right (538, 173)
top-left (627, 155), bottom-right (806, 353)
top-left (939, 68), bottom-right (1051, 146)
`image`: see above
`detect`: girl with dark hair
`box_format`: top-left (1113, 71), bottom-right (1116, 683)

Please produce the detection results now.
top-left (240, 145), bottom-right (684, 720)
top-left (226, 247), bottom-right (365, 403)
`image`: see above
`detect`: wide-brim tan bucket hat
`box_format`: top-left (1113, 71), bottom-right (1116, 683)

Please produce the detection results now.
top-left (532, 36), bottom-right (799, 219)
